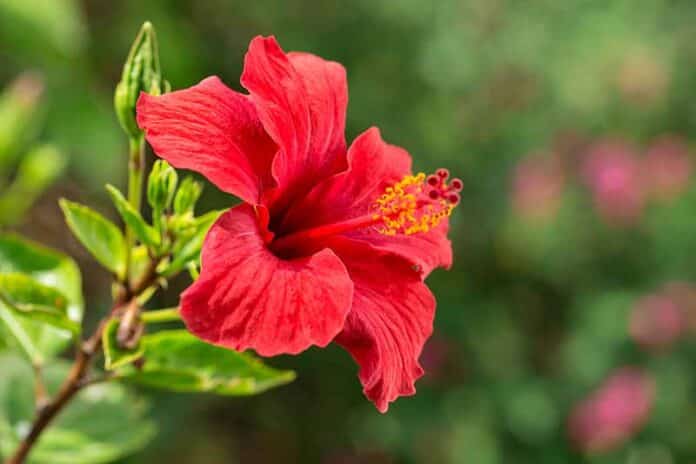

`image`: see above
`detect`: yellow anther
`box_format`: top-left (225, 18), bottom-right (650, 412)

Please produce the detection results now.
top-left (371, 171), bottom-right (458, 237)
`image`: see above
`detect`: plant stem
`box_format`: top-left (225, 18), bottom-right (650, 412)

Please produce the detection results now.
top-left (4, 317), bottom-right (108, 464)
top-left (127, 136), bottom-right (145, 215)
top-left (6, 113), bottom-right (157, 464)
top-left (4, 265), bottom-right (161, 464)
top-left (125, 136), bottom-right (145, 283)
top-left (141, 307), bottom-right (180, 324)
top-left (32, 364), bottom-right (48, 411)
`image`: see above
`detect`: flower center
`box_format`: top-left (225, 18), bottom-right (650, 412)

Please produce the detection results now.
top-left (269, 169), bottom-right (461, 255)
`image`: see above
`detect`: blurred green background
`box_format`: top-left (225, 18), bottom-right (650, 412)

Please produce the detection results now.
top-left (3, 0), bottom-right (696, 462)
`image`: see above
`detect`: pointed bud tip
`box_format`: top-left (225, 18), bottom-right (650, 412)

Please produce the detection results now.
top-left (115, 21), bottom-right (163, 139)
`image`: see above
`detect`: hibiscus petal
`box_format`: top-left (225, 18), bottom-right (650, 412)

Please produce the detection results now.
top-left (331, 237), bottom-right (436, 413)
top-left (181, 204), bottom-right (354, 356)
top-left (287, 52), bottom-right (348, 159)
top-left (136, 76), bottom-right (277, 204)
top-left (283, 127), bottom-right (452, 275)
top-left (281, 127), bottom-right (410, 230)
top-left (357, 224), bottom-right (453, 276)
top-left (241, 36), bottom-right (348, 199)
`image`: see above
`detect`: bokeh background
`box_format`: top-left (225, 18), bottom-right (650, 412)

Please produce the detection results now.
top-left (3, 0), bottom-right (696, 462)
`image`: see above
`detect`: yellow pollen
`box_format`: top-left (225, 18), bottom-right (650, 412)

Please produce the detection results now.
top-left (371, 171), bottom-right (460, 236)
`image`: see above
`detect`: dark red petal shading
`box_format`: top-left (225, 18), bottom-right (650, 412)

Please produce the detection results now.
top-left (136, 76), bottom-right (277, 204)
top-left (241, 36), bottom-right (348, 202)
top-left (330, 237), bottom-right (436, 413)
top-left (280, 127), bottom-right (409, 231)
top-left (282, 127), bottom-right (452, 276)
top-left (180, 204), bottom-right (354, 356)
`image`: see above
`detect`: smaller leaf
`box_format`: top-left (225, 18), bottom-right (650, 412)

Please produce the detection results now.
top-left (105, 184), bottom-right (159, 249)
top-left (59, 199), bottom-right (126, 278)
top-left (116, 330), bottom-right (295, 395)
top-left (0, 273), bottom-right (79, 335)
top-left (102, 318), bottom-right (144, 371)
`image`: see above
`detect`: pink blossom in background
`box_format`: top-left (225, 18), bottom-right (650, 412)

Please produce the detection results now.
top-left (582, 141), bottom-right (645, 226)
top-left (512, 153), bottom-right (565, 220)
top-left (642, 136), bottom-right (692, 200)
top-left (568, 368), bottom-right (655, 453)
top-left (629, 292), bottom-right (686, 351)
top-left (660, 282), bottom-right (696, 336)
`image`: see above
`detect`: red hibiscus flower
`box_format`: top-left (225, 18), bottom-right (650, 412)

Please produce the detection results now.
top-left (136, 36), bottom-right (459, 412)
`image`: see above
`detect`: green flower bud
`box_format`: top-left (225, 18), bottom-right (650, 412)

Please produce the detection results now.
top-left (173, 177), bottom-right (203, 216)
top-left (114, 21), bottom-right (162, 139)
top-left (147, 160), bottom-right (178, 211)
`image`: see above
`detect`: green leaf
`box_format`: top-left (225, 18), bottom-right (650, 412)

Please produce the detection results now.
top-left (0, 273), bottom-right (79, 334)
top-left (0, 235), bottom-right (82, 306)
top-left (116, 330), bottom-right (295, 395)
top-left (102, 318), bottom-right (144, 371)
top-left (0, 353), bottom-right (156, 464)
top-left (0, 234), bottom-right (83, 361)
top-left (161, 209), bottom-right (225, 277)
top-left (59, 199), bottom-right (126, 278)
top-left (105, 184), bottom-right (159, 249)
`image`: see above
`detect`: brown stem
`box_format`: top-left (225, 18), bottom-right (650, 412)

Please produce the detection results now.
top-left (5, 319), bottom-right (107, 464)
top-left (4, 263), bottom-right (161, 464)
top-left (32, 364), bottom-right (49, 414)
top-left (116, 300), bottom-right (144, 350)
top-left (129, 257), bottom-right (160, 298)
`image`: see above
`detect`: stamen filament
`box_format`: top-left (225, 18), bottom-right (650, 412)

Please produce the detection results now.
top-left (269, 169), bottom-right (461, 255)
